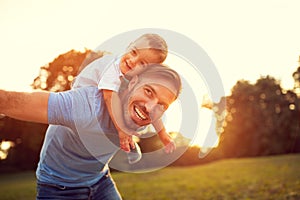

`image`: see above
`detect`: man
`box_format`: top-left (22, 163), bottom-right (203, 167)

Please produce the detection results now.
top-left (0, 64), bottom-right (181, 200)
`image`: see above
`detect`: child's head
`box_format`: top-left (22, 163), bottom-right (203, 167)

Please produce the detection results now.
top-left (119, 33), bottom-right (168, 75)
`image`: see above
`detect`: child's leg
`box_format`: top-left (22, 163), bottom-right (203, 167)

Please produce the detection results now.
top-left (103, 89), bottom-right (139, 152)
top-left (153, 119), bottom-right (176, 154)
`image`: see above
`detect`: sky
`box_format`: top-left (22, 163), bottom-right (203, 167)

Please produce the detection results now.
top-left (0, 0), bottom-right (299, 147)
top-left (0, 0), bottom-right (299, 94)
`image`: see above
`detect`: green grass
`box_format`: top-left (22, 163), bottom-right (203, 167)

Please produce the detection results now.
top-left (0, 172), bottom-right (36, 200)
top-left (0, 154), bottom-right (300, 200)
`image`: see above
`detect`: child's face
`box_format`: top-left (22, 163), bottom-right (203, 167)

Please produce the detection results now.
top-left (119, 48), bottom-right (164, 75)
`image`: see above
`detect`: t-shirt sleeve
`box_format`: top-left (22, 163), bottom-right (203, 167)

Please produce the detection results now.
top-left (48, 87), bottom-right (101, 131)
top-left (48, 91), bottom-right (74, 127)
top-left (98, 63), bottom-right (121, 92)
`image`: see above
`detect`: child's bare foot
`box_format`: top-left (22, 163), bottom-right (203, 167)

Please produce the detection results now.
top-left (159, 133), bottom-right (176, 154)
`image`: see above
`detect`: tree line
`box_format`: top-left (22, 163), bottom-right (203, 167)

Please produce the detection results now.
top-left (0, 50), bottom-right (299, 171)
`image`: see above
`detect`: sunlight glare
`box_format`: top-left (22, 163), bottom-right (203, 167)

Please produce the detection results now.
top-left (0, 141), bottom-right (15, 160)
top-left (163, 52), bottom-right (219, 148)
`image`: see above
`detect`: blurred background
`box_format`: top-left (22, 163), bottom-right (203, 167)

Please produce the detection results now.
top-left (0, 0), bottom-right (299, 199)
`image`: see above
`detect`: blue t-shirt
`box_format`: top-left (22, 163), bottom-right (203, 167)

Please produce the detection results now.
top-left (36, 87), bottom-right (120, 187)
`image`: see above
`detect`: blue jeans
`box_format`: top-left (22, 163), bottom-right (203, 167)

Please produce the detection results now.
top-left (36, 172), bottom-right (122, 200)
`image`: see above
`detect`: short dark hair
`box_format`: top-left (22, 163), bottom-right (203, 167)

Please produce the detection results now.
top-left (137, 63), bottom-right (182, 99)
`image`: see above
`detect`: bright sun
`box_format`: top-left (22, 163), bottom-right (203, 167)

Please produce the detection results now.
top-left (162, 53), bottom-right (220, 148)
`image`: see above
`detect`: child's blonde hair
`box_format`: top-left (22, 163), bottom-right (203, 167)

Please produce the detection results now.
top-left (129, 33), bottom-right (168, 62)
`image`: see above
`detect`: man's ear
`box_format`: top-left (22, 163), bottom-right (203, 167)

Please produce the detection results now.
top-left (128, 75), bottom-right (139, 91)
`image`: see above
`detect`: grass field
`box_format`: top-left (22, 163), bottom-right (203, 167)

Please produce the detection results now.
top-left (0, 154), bottom-right (299, 200)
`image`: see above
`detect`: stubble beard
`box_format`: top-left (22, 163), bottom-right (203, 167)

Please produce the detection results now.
top-left (122, 93), bottom-right (139, 131)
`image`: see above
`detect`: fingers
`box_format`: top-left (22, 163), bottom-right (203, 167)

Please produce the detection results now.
top-left (119, 130), bottom-right (131, 152)
top-left (120, 140), bottom-right (130, 152)
top-left (165, 140), bottom-right (176, 154)
top-left (119, 131), bottom-right (136, 152)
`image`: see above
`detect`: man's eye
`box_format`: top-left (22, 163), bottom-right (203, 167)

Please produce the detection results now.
top-left (161, 104), bottom-right (168, 111)
top-left (131, 50), bottom-right (137, 56)
top-left (156, 104), bottom-right (167, 111)
top-left (144, 88), bottom-right (152, 96)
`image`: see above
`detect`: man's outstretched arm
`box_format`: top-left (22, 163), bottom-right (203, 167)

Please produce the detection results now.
top-left (0, 89), bottom-right (50, 124)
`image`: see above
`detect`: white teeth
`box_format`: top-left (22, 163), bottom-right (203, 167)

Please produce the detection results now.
top-left (134, 106), bottom-right (146, 120)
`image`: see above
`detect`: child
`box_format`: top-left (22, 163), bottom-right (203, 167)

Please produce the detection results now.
top-left (72, 33), bottom-right (176, 163)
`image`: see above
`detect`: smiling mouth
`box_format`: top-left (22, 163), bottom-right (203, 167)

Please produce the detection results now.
top-left (134, 105), bottom-right (147, 121)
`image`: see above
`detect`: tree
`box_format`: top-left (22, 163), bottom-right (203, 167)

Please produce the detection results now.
top-left (218, 76), bottom-right (300, 158)
top-left (292, 56), bottom-right (300, 97)
top-left (0, 49), bottom-right (104, 171)
top-left (291, 59), bottom-right (300, 151)
top-left (32, 49), bottom-right (104, 92)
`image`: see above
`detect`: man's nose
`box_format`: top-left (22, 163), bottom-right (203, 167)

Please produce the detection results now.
top-left (129, 56), bottom-right (138, 66)
top-left (145, 99), bottom-right (158, 112)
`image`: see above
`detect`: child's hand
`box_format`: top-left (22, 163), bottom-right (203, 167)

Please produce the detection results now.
top-left (118, 130), bottom-right (137, 152)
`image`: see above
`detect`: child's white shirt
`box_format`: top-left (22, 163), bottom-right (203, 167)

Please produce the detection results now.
top-left (72, 54), bottom-right (123, 92)
top-left (72, 54), bottom-right (147, 133)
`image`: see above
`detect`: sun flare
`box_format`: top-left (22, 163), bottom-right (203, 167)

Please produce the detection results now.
top-left (162, 53), bottom-right (219, 148)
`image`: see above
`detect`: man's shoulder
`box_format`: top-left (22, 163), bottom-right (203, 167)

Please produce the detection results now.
top-left (52, 87), bottom-right (101, 103)
top-left (92, 53), bottom-right (116, 66)
top-left (72, 86), bottom-right (102, 98)
top-left (65, 87), bottom-right (104, 114)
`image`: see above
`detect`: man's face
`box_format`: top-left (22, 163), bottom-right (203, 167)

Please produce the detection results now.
top-left (122, 78), bottom-right (176, 130)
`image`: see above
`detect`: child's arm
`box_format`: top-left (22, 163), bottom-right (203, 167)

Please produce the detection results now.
top-left (153, 119), bottom-right (176, 154)
top-left (102, 89), bottom-right (138, 152)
